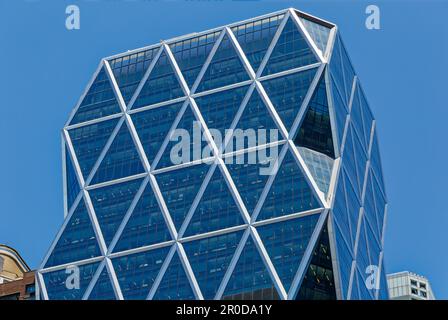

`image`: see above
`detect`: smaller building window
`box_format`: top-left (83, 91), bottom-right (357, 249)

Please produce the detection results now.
top-left (411, 288), bottom-right (418, 295)
top-left (420, 291), bottom-right (427, 298)
top-left (410, 279), bottom-right (418, 287)
top-left (419, 283), bottom-right (426, 289)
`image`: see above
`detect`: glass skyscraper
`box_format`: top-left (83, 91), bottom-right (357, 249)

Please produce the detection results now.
top-left (37, 8), bottom-right (388, 300)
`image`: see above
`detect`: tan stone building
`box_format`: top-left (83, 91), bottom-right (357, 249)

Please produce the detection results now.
top-left (0, 244), bottom-right (35, 300)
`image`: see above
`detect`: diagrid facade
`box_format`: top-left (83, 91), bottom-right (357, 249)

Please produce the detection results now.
top-left (37, 8), bottom-right (388, 300)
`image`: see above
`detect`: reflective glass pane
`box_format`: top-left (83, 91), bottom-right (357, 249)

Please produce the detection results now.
top-left (225, 149), bottom-right (275, 216)
top-left (65, 146), bottom-right (80, 212)
top-left (333, 220), bottom-right (353, 299)
top-left (257, 213), bottom-right (320, 291)
top-left (185, 167), bottom-right (245, 237)
top-left (296, 225), bottom-right (336, 300)
top-left (43, 262), bottom-right (100, 300)
top-left (343, 169), bottom-right (361, 247)
top-left (257, 150), bottom-right (321, 221)
top-left (183, 231), bottom-right (244, 299)
top-left (109, 48), bottom-right (159, 105)
top-left (329, 35), bottom-right (346, 105)
top-left (89, 178), bottom-right (144, 246)
top-left (262, 17), bottom-right (317, 76)
top-left (156, 104), bottom-right (210, 169)
top-left (232, 14), bottom-right (284, 72)
top-left (45, 199), bottom-right (101, 268)
top-left (152, 253), bottom-right (195, 300)
top-left (70, 66), bottom-right (121, 125)
top-left (332, 173), bottom-right (353, 250)
top-left (222, 236), bottom-right (278, 300)
top-left (156, 163), bottom-right (210, 231)
top-left (69, 118), bottom-right (120, 180)
top-left (294, 73), bottom-right (335, 158)
top-left (262, 68), bottom-right (317, 132)
top-left (170, 31), bottom-right (221, 89)
top-left (330, 73), bottom-right (348, 147)
top-left (131, 102), bottom-right (183, 165)
top-left (298, 147), bottom-right (334, 195)
top-left (298, 15), bottom-right (331, 54)
top-left (195, 85), bottom-right (249, 146)
top-left (339, 36), bottom-right (355, 106)
top-left (90, 122), bottom-right (145, 185)
top-left (87, 266), bottom-right (116, 300)
top-left (113, 183), bottom-right (171, 253)
top-left (229, 89), bottom-right (280, 152)
top-left (112, 246), bottom-right (170, 300)
top-left (196, 33), bottom-right (250, 93)
top-left (132, 50), bottom-right (185, 109)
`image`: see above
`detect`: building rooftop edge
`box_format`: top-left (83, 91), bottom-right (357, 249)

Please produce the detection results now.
top-left (103, 7), bottom-right (336, 61)
top-left (0, 244), bottom-right (31, 272)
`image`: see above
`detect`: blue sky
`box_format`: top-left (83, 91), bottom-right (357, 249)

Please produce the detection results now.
top-left (1, 0), bottom-right (447, 298)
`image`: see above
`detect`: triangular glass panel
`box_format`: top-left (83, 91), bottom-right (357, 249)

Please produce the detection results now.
top-left (257, 213), bottom-right (320, 291)
top-left (298, 147), bottom-right (334, 195)
top-left (377, 263), bottom-right (389, 300)
top-left (339, 36), bottom-right (355, 106)
top-left (170, 31), bottom-right (221, 89)
top-left (370, 131), bottom-right (386, 194)
top-left (332, 171), bottom-right (353, 250)
top-left (45, 199), bottom-right (102, 268)
top-left (356, 219), bottom-right (370, 277)
top-left (343, 169), bottom-right (361, 247)
top-left (356, 266), bottom-right (374, 300)
top-left (352, 129), bottom-right (368, 194)
top-left (131, 102), bottom-right (183, 165)
top-left (113, 182), bottom-right (171, 253)
top-left (333, 218), bottom-right (354, 299)
top-left (155, 163), bottom-right (210, 231)
top-left (296, 224), bottom-right (337, 300)
top-left (89, 178), bottom-right (144, 247)
top-left (87, 265), bottom-right (117, 300)
top-left (69, 66), bottom-right (122, 125)
top-left (358, 85), bottom-right (374, 148)
top-left (363, 172), bottom-right (381, 245)
top-left (222, 236), bottom-right (279, 300)
top-left (65, 146), bottom-right (81, 212)
top-left (372, 171), bottom-right (386, 236)
top-left (183, 231), bottom-right (244, 299)
top-left (228, 88), bottom-right (281, 152)
top-left (112, 246), bottom-right (171, 300)
top-left (365, 219), bottom-right (381, 269)
top-left (262, 17), bottom-right (318, 76)
top-left (155, 104), bottom-right (210, 169)
top-left (257, 150), bottom-right (321, 222)
top-left (262, 67), bottom-right (317, 132)
top-left (342, 127), bottom-right (361, 199)
top-left (294, 73), bottom-right (335, 158)
top-left (328, 35), bottom-right (347, 107)
top-left (195, 85), bottom-right (249, 147)
top-left (225, 149), bottom-right (275, 216)
top-left (349, 85), bottom-right (368, 154)
top-left (132, 50), bottom-right (185, 110)
top-left (231, 13), bottom-right (284, 72)
top-left (297, 15), bottom-right (331, 54)
top-left (152, 252), bottom-right (196, 300)
top-left (350, 269), bottom-right (361, 300)
top-left (184, 167), bottom-right (245, 237)
top-left (68, 117), bottom-right (120, 180)
top-left (109, 48), bottom-right (159, 105)
top-left (195, 33), bottom-right (250, 93)
top-left (90, 122), bottom-right (145, 185)
top-left (330, 74), bottom-right (348, 146)
top-left (43, 262), bottom-right (100, 300)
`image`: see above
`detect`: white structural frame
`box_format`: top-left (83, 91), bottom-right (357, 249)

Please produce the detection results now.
top-left (38, 7), bottom-right (387, 301)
